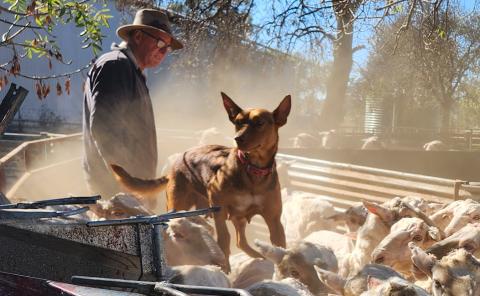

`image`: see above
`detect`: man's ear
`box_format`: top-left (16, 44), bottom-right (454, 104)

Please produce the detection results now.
top-left (273, 95), bottom-right (291, 126)
top-left (131, 30), bottom-right (143, 44)
top-left (221, 92), bottom-right (243, 123)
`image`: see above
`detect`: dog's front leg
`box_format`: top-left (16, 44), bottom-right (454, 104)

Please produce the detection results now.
top-left (231, 216), bottom-right (264, 258)
top-left (264, 213), bottom-right (286, 248)
top-left (213, 208), bottom-right (231, 273)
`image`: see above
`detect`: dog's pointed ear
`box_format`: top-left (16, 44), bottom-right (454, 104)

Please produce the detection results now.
top-left (221, 92), bottom-right (243, 123)
top-left (273, 95), bottom-right (291, 126)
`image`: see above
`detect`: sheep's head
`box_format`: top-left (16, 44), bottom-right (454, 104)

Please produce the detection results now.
top-left (444, 201), bottom-right (480, 237)
top-left (371, 217), bottom-right (442, 277)
top-left (410, 242), bottom-right (480, 296)
top-left (164, 217), bottom-right (226, 270)
top-left (255, 239), bottom-right (337, 295)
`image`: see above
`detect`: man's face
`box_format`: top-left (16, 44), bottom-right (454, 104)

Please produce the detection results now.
top-left (134, 29), bottom-right (172, 69)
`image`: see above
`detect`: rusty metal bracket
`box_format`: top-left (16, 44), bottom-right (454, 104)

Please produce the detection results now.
top-left (152, 223), bottom-right (168, 281)
top-left (86, 206), bottom-right (221, 282)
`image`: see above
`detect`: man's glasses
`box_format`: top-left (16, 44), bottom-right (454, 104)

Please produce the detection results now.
top-left (140, 30), bottom-right (172, 53)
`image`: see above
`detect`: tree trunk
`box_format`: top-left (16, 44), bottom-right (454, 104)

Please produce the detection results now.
top-left (440, 100), bottom-right (453, 133)
top-left (318, 12), bottom-right (354, 131)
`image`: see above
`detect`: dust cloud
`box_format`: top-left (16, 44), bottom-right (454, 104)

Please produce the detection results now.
top-left (5, 46), bottom-right (326, 205)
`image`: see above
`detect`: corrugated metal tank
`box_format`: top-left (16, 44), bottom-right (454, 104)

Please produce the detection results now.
top-left (364, 97), bottom-right (393, 134)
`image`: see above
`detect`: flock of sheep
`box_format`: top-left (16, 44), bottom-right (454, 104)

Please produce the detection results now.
top-left (127, 127), bottom-right (468, 296)
top-left (43, 128), bottom-right (469, 295)
top-left (44, 182), bottom-right (480, 296)
top-left (290, 131), bottom-right (448, 151)
top-left (168, 127), bottom-right (449, 151)
top-left (132, 189), bottom-right (480, 296)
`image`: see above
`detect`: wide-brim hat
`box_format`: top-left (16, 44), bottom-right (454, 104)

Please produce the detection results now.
top-left (116, 9), bottom-right (183, 50)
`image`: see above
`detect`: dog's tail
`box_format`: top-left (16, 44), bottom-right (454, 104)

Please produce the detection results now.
top-left (111, 164), bottom-right (168, 194)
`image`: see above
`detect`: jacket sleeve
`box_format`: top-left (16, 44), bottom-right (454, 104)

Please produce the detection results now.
top-left (89, 59), bottom-right (135, 168)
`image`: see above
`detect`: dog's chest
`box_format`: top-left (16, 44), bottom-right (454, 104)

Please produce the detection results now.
top-left (232, 193), bottom-right (265, 212)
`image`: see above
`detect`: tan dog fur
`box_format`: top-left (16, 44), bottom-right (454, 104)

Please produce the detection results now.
top-left (111, 92), bottom-right (290, 272)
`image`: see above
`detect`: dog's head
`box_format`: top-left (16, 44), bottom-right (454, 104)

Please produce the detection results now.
top-left (221, 92), bottom-right (291, 152)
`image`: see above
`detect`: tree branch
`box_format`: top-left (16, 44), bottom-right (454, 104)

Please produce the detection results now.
top-left (392, 0), bottom-right (418, 54)
top-left (0, 62), bottom-right (91, 80)
top-left (0, 4), bottom-right (29, 16)
top-left (353, 44), bottom-right (365, 53)
top-left (0, 18), bottom-right (42, 29)
top-left (289, 25), bottom-right (336, 41)
top-left (1, 24), bottom-right (30, 45)
top-left (375, 0), bottom-right (408, 12)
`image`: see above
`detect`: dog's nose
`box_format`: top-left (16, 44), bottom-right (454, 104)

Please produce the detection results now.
top-left (235, 136), bottom-right (244, 144)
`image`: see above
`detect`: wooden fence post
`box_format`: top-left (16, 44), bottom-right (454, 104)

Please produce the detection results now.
top-left (454, 180), bottom-right (467, 200)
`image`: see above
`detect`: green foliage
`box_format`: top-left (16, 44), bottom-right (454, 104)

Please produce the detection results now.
top-left (437, 28), bottom-right (446, 39)
top-left (2, 0), bottom-right (112, 63)
top-left (391, 3), bottom-right (403, 15)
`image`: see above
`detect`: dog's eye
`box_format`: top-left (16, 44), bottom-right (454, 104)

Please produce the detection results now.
top-left (255, 120), bottom-right (265, 127)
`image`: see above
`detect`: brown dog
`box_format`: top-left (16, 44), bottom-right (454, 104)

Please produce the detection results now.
top-left (111, 92), bottom-right (290, 272)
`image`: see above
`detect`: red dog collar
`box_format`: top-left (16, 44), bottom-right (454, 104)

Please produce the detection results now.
top-left (237, 150), bottom-right (275, 176)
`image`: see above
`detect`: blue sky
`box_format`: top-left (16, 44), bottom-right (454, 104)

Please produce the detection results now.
top-left (249, 0), bottom-right (478, 72)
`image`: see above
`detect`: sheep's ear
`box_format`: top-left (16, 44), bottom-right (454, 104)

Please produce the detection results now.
top-left (313, 258), bottom-right (329, 271)
top-left (428, 226), bottom-right (443, 241)
top-left (326, 212), bottom-right (347, 222)
top-left (429, 202), bottom-right (444, 213)
top-left (314, 266), bottom-right (345, 295)
top-left (254, 239), bottom-right (286, 264)
top-left (409, 242), bottom-right (436, 279)
top-left (363, 200), bottom-right (394, 223)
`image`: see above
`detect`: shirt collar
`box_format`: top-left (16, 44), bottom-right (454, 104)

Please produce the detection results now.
top-left (112, 42), bottom-right (144, 76)
top-left (123, 45), bottom-right (141, 71)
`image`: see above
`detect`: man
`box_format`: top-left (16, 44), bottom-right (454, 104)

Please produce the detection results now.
top-left (83, 9), bottom-right (183, 200)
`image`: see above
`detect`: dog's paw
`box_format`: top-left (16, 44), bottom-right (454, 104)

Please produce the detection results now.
top-left (221, 259), bottom-right (231, 274)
